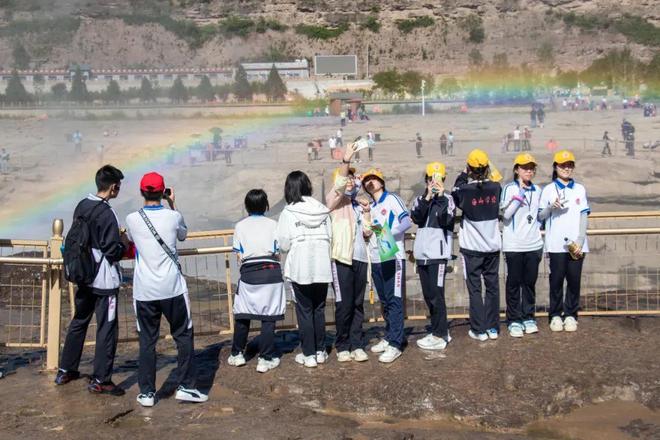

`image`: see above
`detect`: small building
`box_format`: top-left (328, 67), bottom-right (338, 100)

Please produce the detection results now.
top-left (328, 92), bottom-right (363, 117)
top-left (240, 59), bottom-right (310, 81)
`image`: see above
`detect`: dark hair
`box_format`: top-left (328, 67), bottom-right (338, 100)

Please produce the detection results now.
top-left (424, 173), bottom-right (445, 183)
top-left (513, 164), bottom-right (536, 182)
top-left (140, 190), bottom-right (163, 202)
top-left (284, 171), bottom-right (312, 204)
top-left (245, 189), bottom-right (269, 215)
top-left (468, 165), bottom-right (489, 181)
top-left (95, 165), bottom-right (124, 191)
top-left (551, 162), bottom-right (559, 181)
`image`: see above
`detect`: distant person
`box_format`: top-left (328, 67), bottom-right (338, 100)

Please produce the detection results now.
top-left (621, 119), bottom-right (635, 157)
top-left (447, 131), bottom-right (454, 155)
top-left (414, 132), bottom-right (423, 158)
top-left (227, 189), bottom-right (286, 373)
top-left (336, 128), bottom-right (343, 148)
top-left (522, 127), bottom-right (532, 151)
top-left (56, 165), bottom-right (127, 396)
top-left (440, 133), bottom-right (448, 155)
top-left (125, 172), bottom-right (208, 407)
top-left (538, 150), bottom-right (590, 333)
top-left (411, 162), bottom-right (455, 351)
top-left (513, 126), bottom-right (521, 152)
top-left (500, 154), bottom-right (543, 338)
top-left (307, 142), bottom-right (314, 163)
top-left (451, 150), bottom-right (502, 342)
top-left (276, 171), bottom-right (332, 368)
top-left (367, 131), bottom-right (375, 161)
top-left (0, 148), bottom-right (9, 174)
top-left (340, 111), bottom-right (347, 127)
top-left (530, 107), bottom-right (537, 128)
top-left (328, 135), bottom-right (337, 159)
top-left (537, 107), bottom-right (545, 128)
top-left (601, 131), bottom-right (612, 157)
top-left (324, 105), bottom-right (330, 116)
top-left (73, 130), bottom-right (83, 153)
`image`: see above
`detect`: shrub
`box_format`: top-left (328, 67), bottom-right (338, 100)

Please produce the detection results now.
top-left (295, 22), bottom-right (349, 40)
top-left (458, 14), bottom-right (485, 43)
top-left (219, 15), bottom-right (255, 38)
top-left (255, 17), bottom-right (288, 33)
top-left (361, 15), bottom-right (381, 33)
top-left (395, 16), bottom-right (434, 34)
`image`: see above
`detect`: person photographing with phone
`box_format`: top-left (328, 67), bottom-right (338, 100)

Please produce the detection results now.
top-left (125, 172), bottom-right (207, 407)
top-left (538, 150), bottom-right (590, 333)
top-left (410, 162), bottom-right (455, 351)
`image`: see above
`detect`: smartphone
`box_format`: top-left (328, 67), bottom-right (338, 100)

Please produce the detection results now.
top-left (164, 188), bottom-right (172, 197)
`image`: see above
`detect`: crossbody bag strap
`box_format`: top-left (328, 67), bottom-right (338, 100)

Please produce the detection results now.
top-left (138, 208), bottom-right (182, 272)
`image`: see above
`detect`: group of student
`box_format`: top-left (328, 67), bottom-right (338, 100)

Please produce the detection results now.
top-left (53, 141), bottom-right (589, 407)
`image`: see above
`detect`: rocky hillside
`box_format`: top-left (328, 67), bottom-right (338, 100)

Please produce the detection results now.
top-left (0, 0), bottom-right (657, 75)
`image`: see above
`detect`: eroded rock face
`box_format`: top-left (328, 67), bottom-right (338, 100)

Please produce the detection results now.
top-left (0, 0), bottom-right (656, 73)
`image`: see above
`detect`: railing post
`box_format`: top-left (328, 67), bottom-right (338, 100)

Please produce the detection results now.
top-left (223, 236), bottom-right (235, 334)
top-left (46, 219), bottom-right (64, 370)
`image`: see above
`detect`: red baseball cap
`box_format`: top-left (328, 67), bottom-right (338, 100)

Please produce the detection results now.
top-left (140, 172), bottom-right (165, 192)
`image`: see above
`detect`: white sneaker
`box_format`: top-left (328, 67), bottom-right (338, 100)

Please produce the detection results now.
top-left (416, 334), bottom-right (449, 350)
top-left (350, 349), bottom-right (369, 362)
top-left (175, 386), bottom-right (208, 403)
top-left (256, 357), bottom-right (280, 373)
top-left (316, 351), bottom-right (328, 364)
top-left (563, 316), bottom-right (578, 332)
top-left (550, 316), bottom-right (564, 332)
top-left (336, 351), bottom-right (352, 362)
top-left (227, 353), bottom-right (246, 367)
top-left (378, 346), bottom-right (402, 363)
top-left (136, 392), bottom-right (155, 407)
top-left (370, 339), bottom-right (389, 353)
top-left (508, 323), bottom-right (524, 338)
top-left (486, 328), bottom-right (499, 340)
top-left (468, 329), bottom-right (488, 342)
top-left (294, 353), bottom-right (318, 368)
top-left (523, 320), bottom-right (539, 334)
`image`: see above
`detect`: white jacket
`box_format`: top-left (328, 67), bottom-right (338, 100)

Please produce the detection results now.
top-left (276, 196), bottom-right (332, 285)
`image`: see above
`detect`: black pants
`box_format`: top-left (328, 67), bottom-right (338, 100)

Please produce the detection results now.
top-left (368, 147), bottom-right (373, 161)
top-left (602, 142), bottom-right (612, 156)
top-left (332, 260), bottom-right (367, 352)
top-left (548, 253), bottom-right (584, 321)
top-left (60, 287), bottom-right (118, 382)
top-left (231, 319), bottom-right (276, 360)
top-left (417, 262), bottom-right (449, 339)
top-left (135, 294), bottom-right (196, 394)
top-left (416, 143), bottom-right (422, 157)
top-left (293, 283), bottom-right (328, 356)
top-left (462, 252), bottom-right (500, 334)
top-left (505, 249), bottom-right (542, 323)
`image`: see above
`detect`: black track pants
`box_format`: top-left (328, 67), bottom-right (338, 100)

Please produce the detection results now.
top-left (504, 249), bottom-right (543, 323)
top-left (231, 319), bottom-right (277, 360)
top-left (548, 253), bottom-right (584, 321)
top-left (417, 262), bottom-right (449, 339)
top-left (332, 260), bottom-right (367, 352)
top-left (462, 252), bottom-right (500, 334)
top-left (292, 283), bottom-right (328, 356)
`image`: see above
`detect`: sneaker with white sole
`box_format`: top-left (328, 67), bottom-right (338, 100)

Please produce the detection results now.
top-left (378, 346), bottom-right (402, 363)
top-left (136, 392), bottom-right (155, 407)
top-left (175, 386), bottom-right (208, 403)
top-left (316, 351), bottom-right (328, 364)
top-left (549, 316), bottom-right (564, 332)
top-left (336, 351), bottom-right (352, 362)
top-left (563, 316), bottom-right (578, 332)
top-left (416, 334), bottom-right (449, 350)
top-left (523, 320), bottom-right (539, 334)
top-left (508, 323), bottom-right (524, 338)
top-left (294, 353), bottom-right (318, 368)
top-left (370, 339), bottom-right (389, 353)
top-left (486, 328), bottom-right (499, 340)
top-left (227, 353), bottom-right (246, 367)
top-left (256, 357), bottom-right (280, 373)
top-left (350, 349), bottom-right (369, 362)
top-left (468, 329), bottom-right (488, 342)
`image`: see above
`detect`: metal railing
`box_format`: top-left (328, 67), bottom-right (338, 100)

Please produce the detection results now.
top-left (0, 211), bottom-right (658, 370)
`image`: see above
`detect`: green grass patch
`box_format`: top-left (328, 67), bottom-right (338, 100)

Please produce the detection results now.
top-left (562, 12), bottom-right (660, 47)
top-left (395, 16), bottom-right (434, 34)
top-left (295, 22), bottom-right (349, 40)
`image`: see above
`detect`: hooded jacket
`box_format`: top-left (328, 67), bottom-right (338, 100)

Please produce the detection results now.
top-left (276, 196), bottom-right (333, 284)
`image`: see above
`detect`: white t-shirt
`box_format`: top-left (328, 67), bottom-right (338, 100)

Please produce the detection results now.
top-left (513, 129), bottom-right (521, 140)
top-left (328, 137), bottom-right (336, 149)
top-left (336, 130), bottom-right (342, 139)
top-left (126, 206), bottom-right (188, 301)
top-left (232, 215), bottom-right (278, 261)
top-left (500, 181), bottom-right (544, 252)
top-left (539, 179), bottom-right (590, 253)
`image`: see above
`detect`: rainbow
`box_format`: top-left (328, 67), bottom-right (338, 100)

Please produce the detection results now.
top-left (0, 113), bottom-right (294, 239)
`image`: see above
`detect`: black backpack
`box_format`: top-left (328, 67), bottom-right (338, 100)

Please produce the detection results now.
top-left (63, 200), bottom-right (108, 285)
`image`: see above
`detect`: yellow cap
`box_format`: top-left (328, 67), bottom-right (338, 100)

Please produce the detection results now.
top-left (514, 153), bottom-right (536, 166)
top-left (361, 168), bottom-right (385, 183)
top-left (553, 150), bottom-right (576, 164)
top-left (332, 166), bottom-right (355, 184)
top-left (467, 149), bottom-right (489, 168)
top-left (425, 162), bottom-right (446, 178)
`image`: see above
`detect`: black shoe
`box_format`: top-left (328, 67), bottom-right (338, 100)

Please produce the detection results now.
top-left (54, 369), bottom-right (80, 385)
top-left (88, 379), bottom-right (125, 396)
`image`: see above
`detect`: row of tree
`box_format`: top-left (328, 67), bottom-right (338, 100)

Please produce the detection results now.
top-left (1, 64), bottom-right (288, 105)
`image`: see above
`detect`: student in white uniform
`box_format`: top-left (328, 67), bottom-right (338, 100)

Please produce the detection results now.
top-left (538, 150), bottom-right (590, 333)
top-left (227, 189), bottom-right (286, 373)
top-left (500, 153), bottom-right (544, 338)
top-left (126, 172), bottom-right (207, 407)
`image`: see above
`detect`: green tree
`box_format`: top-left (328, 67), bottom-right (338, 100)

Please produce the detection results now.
top-left (139, 77), bottom-right (156, 102)
top-left (233, 65), bottom-right (252, 101)
top-left (12, 42), bottom-right (30, 69)
top-left (50, 82), bottom-right (68, 101)
top-left (69, 67), bottom-right (90, 102)
top-left (439, 77), bottom-right (461, 97)
top-left (554, 70), bottom-right (578, 89)
top-left (537, 41), bottom-right (555, 68)
top-left (264, 64), bottom-right (287, 101)
top-left (459, 14), bottom-right (485, 43)
top-left (32, 73), bottom-right (45, 101)
top-left (5, 70), bottom-right (31, 104)
top-left (196, 75), bottom-right (215, 102)
top-left (401, 70), bottom-right (424, 95)
top-left (105, 80), bottom-right (122, 103)
top-left (373, 69), bottom-right (403, 95)
top-left (468, 48), bottom-right (484, 68)
top-left (169, 77), bottom-right (189, 103)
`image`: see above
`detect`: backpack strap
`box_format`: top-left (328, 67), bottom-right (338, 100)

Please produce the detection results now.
top-left (138, 208), bottom-right (182, 272)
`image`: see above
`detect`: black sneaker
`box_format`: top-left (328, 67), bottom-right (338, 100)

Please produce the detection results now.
top-left (88, 379), bottom-right (125, 396)
top-left (54, 369), bottom-right (80, 385)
